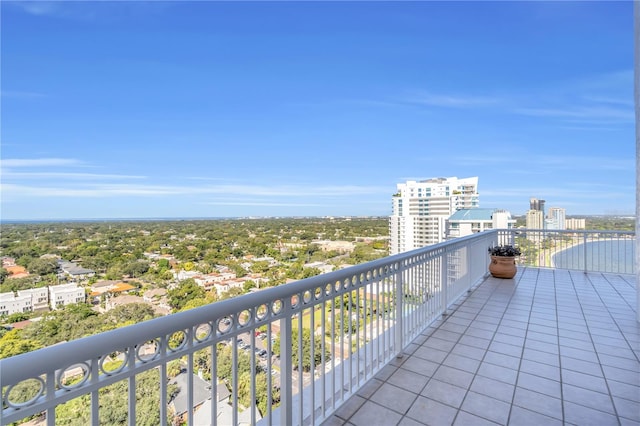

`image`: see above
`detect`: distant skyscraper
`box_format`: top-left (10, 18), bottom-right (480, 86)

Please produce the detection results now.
top-left (390, 177), bottom-right (479, 254)
top-left (566, 218), bottom-right (586, 230)
top-left (530, 197), bottom-right (546, 214)
top-left (526, 209), bottom-right (544, 230)
top-left (546, 207), bottom-right (566, 230)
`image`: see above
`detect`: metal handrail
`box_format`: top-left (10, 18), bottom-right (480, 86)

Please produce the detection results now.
top-left (1, 228), bottom-right (634, 425)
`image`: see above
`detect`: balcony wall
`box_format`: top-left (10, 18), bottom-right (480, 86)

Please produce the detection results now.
top-left (0, 229), bottom-right (636, 426)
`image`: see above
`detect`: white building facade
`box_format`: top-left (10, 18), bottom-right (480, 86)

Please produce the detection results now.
top-left (526, 209), bottom-right (544, 230)
top-left (446, 208), bottom-right (516, 240)
top-left (0, 292), bottom-right (32, 316)
top-left (566, 218), bottom-right (586, 230)
top-left (18, 288), bottom-right (49, 311)
top-left (49, 284), bottom-right (85, 310)
top-left (546, 207), bottom-right (566, 230)
top-left (390, 177), bottom-right (479, 255)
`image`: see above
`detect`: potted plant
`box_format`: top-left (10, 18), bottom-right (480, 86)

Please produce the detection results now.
top-left (488, 244), bottom-right (521, 279)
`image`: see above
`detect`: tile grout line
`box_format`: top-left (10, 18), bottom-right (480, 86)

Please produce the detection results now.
top-left (566, 269), bottom-right (622, 423)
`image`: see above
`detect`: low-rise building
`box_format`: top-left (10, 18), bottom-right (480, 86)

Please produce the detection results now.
top-left (59, 260), bottom-right (95, 280)
top-left (1, 257), bottom-right (16, 268)
top-left (89, 281), bottom-right (136, 302)
top-left (169, 372), bottom-right (214, 424)
top-left (193, 272), bottom-right (237, 291)
top-left (173, 270), bottom-right (199, 281)
top-left (18, 287), bottom-right (49, 311)
top-left (143, 288), bottom-right (167, 302)
top-left (49, 283), bottom-right (85, 310)
top-left (303, 261), bottom-right (334, 274)
top-left (446, 208), bottom-right (516, 239)
top-left (312, 240), bottom-right (356, 253)
top-left (0, 292), bottom-right (32, 316)
top-left (105, 294), bottom-right (145, 310)
top-left (566, 218), bottom-right (586, 230)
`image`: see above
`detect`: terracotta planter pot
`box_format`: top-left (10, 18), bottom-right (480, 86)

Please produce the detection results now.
top-left (489, 256), bottom-right (517, 279)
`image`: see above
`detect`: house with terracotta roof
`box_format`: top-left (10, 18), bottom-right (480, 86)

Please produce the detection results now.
top-left (89, 281), bottom-right (136, 301)
top-left (5, 265), bottom-right (29, 279)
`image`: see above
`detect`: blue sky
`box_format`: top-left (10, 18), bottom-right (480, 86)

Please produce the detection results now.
top-left (1, 1), bottom-right (635, 220)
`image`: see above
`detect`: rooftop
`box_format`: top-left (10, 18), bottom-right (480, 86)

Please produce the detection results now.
top-left (322, 268), bottom-right (639, 425)
top-left (449, 208), bottom-right (501, 221)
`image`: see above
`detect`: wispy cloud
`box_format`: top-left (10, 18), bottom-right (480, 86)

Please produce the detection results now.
top-left (581, 95), bottom-right (633, 107)
top-left (187, 176), bottom-right (240, 182)
top-left (511, 69), bottom-right (634, 125)
top-left (8, 1), bottom-right (103, 20)
top-left (483, 187), bottom-right (632, 200)
top-left (514, 105), bottom-right (633, 122)
top-left (0, 182), bottom-right (389, 199)
top-left (8, 1), bottom-right (177, 21)
top-left (391, 69), bottom-right (634, 127)
top-left (1, 156), bottom-right (388, 200)
top-left (455, 154), bottom-right (633, 171)
top-left (405, 92), bottom-right (502, 108)
top-left (1, 158), bottom-right (83, 168)
top-left (575, 69), bottom-right (633, 91)
top-left (202, 201), bottom-right (325, 207)
top-left (10, 1), bottom-right (61, 16)
top-left (2, 172), bottom-right (146, 180)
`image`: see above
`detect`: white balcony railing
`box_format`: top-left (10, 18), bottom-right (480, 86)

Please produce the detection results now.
top-left (498, 229), bottom-right (635, 274)
top-left (0, 229), bottom-right (635, 426)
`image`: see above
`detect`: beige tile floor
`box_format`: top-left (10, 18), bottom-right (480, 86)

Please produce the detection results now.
top-left (322, 268), bottom-right (639, 426)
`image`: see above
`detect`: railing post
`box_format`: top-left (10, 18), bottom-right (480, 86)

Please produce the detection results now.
top-left (583, 232), bottom-right (588, 273)
top-left (127, 348), bottom-right (136, 426)
top-left (279, 300), bottom-right (293, 426)
top-left (466, 244), bottom-right (472, 293)
top-left (394, 263), bottom-right (403, 358)
top-left (441, 250), bottom-right (448, 316)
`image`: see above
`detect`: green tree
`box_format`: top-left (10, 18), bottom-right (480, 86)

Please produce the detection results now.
top-left (0, 329), bottom-right (42, 359)
top-left (219, 287), bottom-right (243, 301)
top-left (54, 368), bottom-right (171, 425)
top-left (167, 278), bottom-right (205, 311)
top-left (243, 280), bottom-right (256, 292)
top-left (250, 261), bottom-right (270, 274)
top-left (122, 260), bottom-right (150, 278)
top-left (273, 328), bottom-right (331, 373)
top-left (156, 258), bottom-right (170, 270)
top-left (20, 303), bottom-right (101, 347)
top-left (105, 303), bottom-right (156, 325)
top-left (0, 267), bottom-right (9, 283)
top-left (231, 263), bottom-right (248, 278)
top-left (27, 257), bottom-right (59, 276)
top-left (168, 360), bottom-right (184, 378)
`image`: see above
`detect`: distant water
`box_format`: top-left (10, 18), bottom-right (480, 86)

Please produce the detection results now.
top-left (552, 240), bottom-right (635, 273)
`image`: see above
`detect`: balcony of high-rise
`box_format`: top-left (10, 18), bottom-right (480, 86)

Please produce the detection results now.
top-left (1, 228), bottom-right (637, 426)
top-left (2, 1), bottom-right (635, 425)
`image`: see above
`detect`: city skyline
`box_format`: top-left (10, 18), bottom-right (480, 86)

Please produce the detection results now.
top-left (1, 1), bottom-right (635, 220)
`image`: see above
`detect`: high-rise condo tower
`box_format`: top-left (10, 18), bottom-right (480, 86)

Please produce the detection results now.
top-left (389, 177), bottom-right (479, 255)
